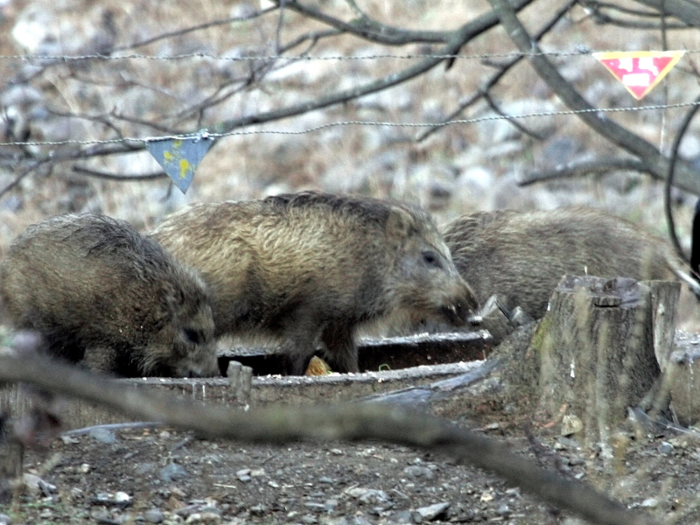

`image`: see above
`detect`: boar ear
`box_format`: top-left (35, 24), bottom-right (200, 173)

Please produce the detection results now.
top-left (386, 206), bottom-right (418, 241)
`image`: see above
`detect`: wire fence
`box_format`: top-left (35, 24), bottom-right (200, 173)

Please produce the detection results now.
top-left (1, 101), bottom-right (699, 148)
top-left (1, 49), bottom-right (699, 62)
top-left (1, 49), bottom-right (698, 148)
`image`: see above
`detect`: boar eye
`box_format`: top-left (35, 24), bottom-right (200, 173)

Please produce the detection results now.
top-left (422, 250), bottom-right (442, 269)
top-left (183, 328), bottom-right (204, 345)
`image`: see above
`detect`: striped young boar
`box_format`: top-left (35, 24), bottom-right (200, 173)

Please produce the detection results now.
top-left (0, 214), bottom-right (218, 377)
top-left (443, 206), bottom-right (699, 320)
top-left (150, 191), bottom-right (479, 375)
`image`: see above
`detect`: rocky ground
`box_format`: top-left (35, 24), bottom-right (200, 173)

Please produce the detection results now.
top-left (3, 400), bottom-right (700, 525)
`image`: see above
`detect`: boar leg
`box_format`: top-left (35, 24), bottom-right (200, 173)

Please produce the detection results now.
top-left (321, 322), bottom-right (359, 374)
top-left (279, 320), bottom-right (320, 376)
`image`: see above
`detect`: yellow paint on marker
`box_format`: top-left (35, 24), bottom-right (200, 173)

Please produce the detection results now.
top-left (593, 50), bottom-right (685, 100)
top-left (163, 151), bottom-right (173, 162)
top-left (179, 159), bottom-right (190, 179)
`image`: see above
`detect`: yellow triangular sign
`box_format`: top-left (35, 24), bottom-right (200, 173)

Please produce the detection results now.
top-left (593, 51), bottom-right (685, 100)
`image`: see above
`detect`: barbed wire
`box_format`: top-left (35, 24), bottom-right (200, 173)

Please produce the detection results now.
top-left (0, 49), bottom-right (697, 63)
top-left (2, 100), bottom-right (699, 148)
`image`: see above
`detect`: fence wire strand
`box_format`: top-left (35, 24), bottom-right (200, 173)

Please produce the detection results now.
top-left (1, 100), bottom-right (699, 148)
top-left (0, 49), bottom-right (698, 63)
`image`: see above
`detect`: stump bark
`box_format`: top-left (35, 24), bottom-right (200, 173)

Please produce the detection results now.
top-left (531, 276), bottom-right (679, 448)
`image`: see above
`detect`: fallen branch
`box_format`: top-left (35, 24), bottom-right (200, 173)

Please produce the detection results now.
top-left (0, 353), bottom-right (660, 525)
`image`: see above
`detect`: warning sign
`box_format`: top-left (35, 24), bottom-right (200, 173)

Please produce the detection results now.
top-left (146, 134), bottom-right (214, 194)
top-left (593, 51), bottom-right (685, 100)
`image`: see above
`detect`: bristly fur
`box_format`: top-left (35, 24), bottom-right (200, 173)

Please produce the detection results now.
top-left (443, 206), bottom-right (697, 319)
top-left (0, 213), bottom-right (218, 378)
top-left (150, 191), bottom-right (479, 375)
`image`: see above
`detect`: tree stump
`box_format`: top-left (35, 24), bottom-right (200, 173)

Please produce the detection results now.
top-left (531, 276), bottom-right (679, 448)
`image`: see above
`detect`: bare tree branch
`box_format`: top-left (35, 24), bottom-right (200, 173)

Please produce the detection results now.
top-left (519, 158), bottom-right (652, 186)
top-left (272, 0), bottom-right (451, 45)
top-left (481, 89), bottom-right (547, 140)
top-left (71, 166), bottom-right (167, 181)
top-left (489, 0), bottom-right (700, 196)
top-left (211, 0), bottom-right (535, 137)
top-left (111, 7), bottom-right (279, 53)
top-left (630, 0), bottom-right (700, 27)
top-left (0, 353), bottom-right (661, 525)
top-left (416, 0), bottom-right (577, 142)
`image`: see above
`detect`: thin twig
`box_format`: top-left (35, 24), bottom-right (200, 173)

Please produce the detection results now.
top-left (71, 166), bottom-right (167, 181)
top-left (416, 0), bottom-right (576, 142)
top-left (519, 158), bottom-right (652, 186)
top-left (111, 7), bottom-right (279, 53)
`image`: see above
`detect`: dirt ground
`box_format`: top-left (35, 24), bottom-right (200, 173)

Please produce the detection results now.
top-left (4, 394), bottom-right (700, 525)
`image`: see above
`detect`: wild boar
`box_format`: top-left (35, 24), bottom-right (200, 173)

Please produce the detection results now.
top-left (0, 214), bottom-right (218, 377)
top-left (443, 206), bottom-right (699, 319)
top-left (150, 191), bottom-right (479, 374)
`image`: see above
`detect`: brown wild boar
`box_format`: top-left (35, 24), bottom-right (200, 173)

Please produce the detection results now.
top-left (443, 206), bottom-right (699, 320)
top-left (0, 214), bottom-right (218, 377)
top-left (150, 191), bottom-right (479, 375)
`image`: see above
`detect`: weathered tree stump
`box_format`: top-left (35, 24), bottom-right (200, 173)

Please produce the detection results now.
top-left (530, 276), bottom-right (679, 448)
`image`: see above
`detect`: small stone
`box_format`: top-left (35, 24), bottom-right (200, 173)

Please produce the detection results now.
top-left (114, 492), bottom-right (131, 504)
top-left (160, 463), bottom-right (188, 483)
top-left (345, 487), bottom-right (391, 505)
top-left (185, 512), bottom-right (221, 523)
top-left (22, 474), bottom-right (55, 496)
top-left (330, 449), bottom-right (344, 455)
top-left (318, 476), bottom-right (334, 483)
top-left (641, 498), bottom-right (659, 508)
top-left (389, 510), bottom-right (413, 524)
top-left (561, 414), bottom-right (583, 436)
top-left (497, 504), bottom-right (510, 516)
top-left (415, 502), bottom-right (450, 521)
top-left (558, 436), bottom-right (580, 449)
top-left (301, 515), bottom-right (318, 524)
top-left (236, 468), bottom-right (251, 482)
top-left (324, 498), bottom-right (339, 512)
top-left (267, 480), bottom-right (280, 488)
top-left (79, 463), bottom-right (91, 474)
top-left (60, 435), bottom-right (79, 445)
top-left (0, 513), bottom-right (11, 525)
top-left (144, 508), bottom-right (165, 523)
top-left (136, 463), bottom-right (155, 475)
top-left (479, 489), bottom-right (494, 502)
top-left (658, 442), bottom-right (674, 455)
top-left (250, 468), bottom-right (266, 477)
top-left (402, 466), bottom-right (434, 480)
top-left (90, 508), bottom-right (111, 521)
top-left (505, 488), bottom-right (521, 498)
top-left (88, 427), bottom-right (116, 444)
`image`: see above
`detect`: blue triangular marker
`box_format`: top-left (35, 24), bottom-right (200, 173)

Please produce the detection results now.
top-left (146, 134), bottom-right (214, 193)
